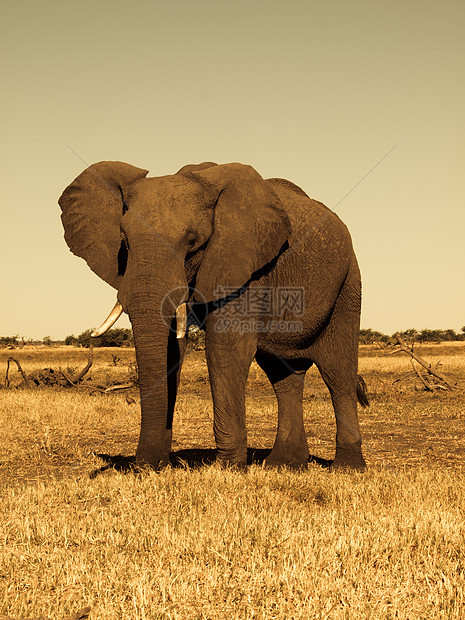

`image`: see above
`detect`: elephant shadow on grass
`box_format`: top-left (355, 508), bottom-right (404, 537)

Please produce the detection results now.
top-left (89, 450), bottom-right (332, 478)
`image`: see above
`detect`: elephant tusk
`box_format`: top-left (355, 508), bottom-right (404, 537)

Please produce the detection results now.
top-left (176, 303), bottom-right (188, 339)
top-left (91, 301), bottom-right (123, 337)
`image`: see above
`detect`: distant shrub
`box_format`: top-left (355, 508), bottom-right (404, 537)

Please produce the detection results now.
top-left (416, 328), bottom-right (464, 343)
top-left (64, 325), bottom-right (464, 349)
top-left (65, 328), bottom-right (134, 348)
top-left (0, 335), bottom-right (19, 347)
top-left (359, 329), bottom-right (391, 345)
top-left (359, 327), bottom-right (465, 345)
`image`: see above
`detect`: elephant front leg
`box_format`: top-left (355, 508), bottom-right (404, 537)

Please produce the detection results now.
top-left (205, 322), bottom-right (256, 469)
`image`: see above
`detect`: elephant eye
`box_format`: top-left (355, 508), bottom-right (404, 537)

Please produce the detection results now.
top-left (187, 234), bottom-right (196, 249)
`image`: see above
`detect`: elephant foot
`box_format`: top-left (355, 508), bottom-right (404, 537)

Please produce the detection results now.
top-left (136, 431), bottom-right (172, 470)
top-left (264, 442), bottom-right (309, 470)
top-left (330, 445), bottom-right (366, 472)
top-left (135, 447), bottom-right (171, 471)
top-left (216, 457), bottom-right (248, 471)
top-left (135, 456), bottom-right (171, 471)
top-left (216, 445), bottom-right (248, 470)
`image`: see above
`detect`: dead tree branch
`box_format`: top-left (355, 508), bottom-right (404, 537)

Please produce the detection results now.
top-left (409, 358), bottom-right (433, 392)
top-left (393, 333), bottom-right (461, 391)
top-left (5, 357), bottom-right (33, 389)
top-left (72, 345), bottom-right (94, 382)
top-left (105, 382), bottom-right (135, 393)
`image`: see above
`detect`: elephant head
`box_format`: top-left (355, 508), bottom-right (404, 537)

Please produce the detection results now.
top-left (59, 161), bottom-right (291, 468)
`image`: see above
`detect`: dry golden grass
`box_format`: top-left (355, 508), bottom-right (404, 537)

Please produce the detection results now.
top-left (1, 467), bottom-right (464, 619)
top-left (0, 344), bottom-right (464, 618)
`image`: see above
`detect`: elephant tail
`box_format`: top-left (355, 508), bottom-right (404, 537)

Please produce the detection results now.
top-left (356, 374), bottom-right (369, 408)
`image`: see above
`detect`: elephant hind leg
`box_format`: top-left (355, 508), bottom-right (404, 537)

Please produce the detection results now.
top-left (256, 354), bottom-right (312, 469)
top-left (311, 265), bottom-right (366, 471)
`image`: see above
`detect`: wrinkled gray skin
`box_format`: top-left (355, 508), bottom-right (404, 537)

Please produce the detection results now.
top-left (59, 161), bottom-right (366, 471)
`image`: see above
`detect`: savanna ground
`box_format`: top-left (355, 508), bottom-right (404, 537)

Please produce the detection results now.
top-left (0, 343), bottom-right (464, 619)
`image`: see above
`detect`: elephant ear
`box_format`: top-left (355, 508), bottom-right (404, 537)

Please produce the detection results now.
top-left (59, 161), bottom-right (148, 289)
top-left (191, 163), bottom-right (291, 302)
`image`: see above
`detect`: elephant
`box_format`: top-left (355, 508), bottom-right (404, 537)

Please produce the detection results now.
top-left (59, 161), bottom-right (368, 471)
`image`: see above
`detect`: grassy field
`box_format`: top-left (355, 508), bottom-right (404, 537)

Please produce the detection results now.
top-left (0, 343), bottom-right (464, 619)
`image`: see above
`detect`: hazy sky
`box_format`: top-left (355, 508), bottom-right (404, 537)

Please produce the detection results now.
top-left (2, 0), bottom-right (464, 339)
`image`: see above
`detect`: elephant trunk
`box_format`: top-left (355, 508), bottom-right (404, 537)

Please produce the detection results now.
top-left (130, 311), bottom-right (174, 468)
top-left (124, 251), bottom-right (187, 469)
